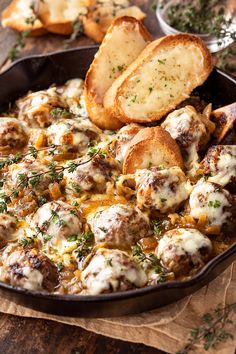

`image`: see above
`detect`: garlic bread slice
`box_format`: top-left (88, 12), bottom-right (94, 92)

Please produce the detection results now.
top-left (2, 0), bottom-right (46, 36)
top-left (84, 16), bottom-right (151, 130)
top-left (123, 126), bottom-right (184, 174)
top-left (104, 34), bottom-right (213, 124)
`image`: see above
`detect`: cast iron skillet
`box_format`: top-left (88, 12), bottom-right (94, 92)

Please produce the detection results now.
top-left (0, 46), bottom-right (235, 317)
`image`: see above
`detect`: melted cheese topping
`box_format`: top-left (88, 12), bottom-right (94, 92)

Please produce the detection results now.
top-left (31, 201), bottom-right (83, 252)
top-left (88, 204), bottom-right (150, 247)
top-left (189, 181), bottom-right (231, 227)
top-left (157, 228), bottom-right (212, 267)
top-left (162, 107), bottom-right (208, 173)
top-left (81, 248), bottom-right (147, 295)
top-left (91, 21), bottom-right (148, 102)
top-left (135, 166), bottom-right (191, 212)
top-left (207, 146), bottom-right (236, 186)
top-left (119, 44), bottom-right (204, 119)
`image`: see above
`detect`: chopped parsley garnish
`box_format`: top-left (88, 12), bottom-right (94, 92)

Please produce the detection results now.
top-left (151, 220), bottom-right (162, 235)
top-left (158, 59), bottom-right (166, 64)
top-left (208, 200), bottom-right (221, 208)
top-left (67, 234), bottom-right (78, 242)
top-left (57, 262), bottom-right (64, 272)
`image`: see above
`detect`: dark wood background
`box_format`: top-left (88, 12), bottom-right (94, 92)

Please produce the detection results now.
top-left (0, 1), bottom-right (165, 353)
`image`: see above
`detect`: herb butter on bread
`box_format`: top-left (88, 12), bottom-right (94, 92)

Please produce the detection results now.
top-left (104, 34), bottom-right (213, 124)
top-left (84, 16), bottom-right (151, 130)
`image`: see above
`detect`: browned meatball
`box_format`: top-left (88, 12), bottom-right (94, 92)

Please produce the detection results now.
top-left (0, 214), bottom-right (17, 248)
top-left (135, 166), bottom-right (191, 213)
top-left (81, 248), bottom-right (147, 295)
top-left (200, 145), bottom-right (236, 187)
top-left (65, 155), bottom-right (119, 195)
top-left (0, 117), bottom-right (28, 148)
top-left (189, 181), bottom-right (236, 235)
top-left (30, 201), bottom-right (83, 252)
top-left (88, 204), bottom-right (150, 249)
top-left (156, 228), bottom-right (212, 276)
top-left (0, 245), bottom-right (59, 291)
top-left (162, 106), bottom-right (214, 173)
top-left (46, 118), bottom-right (101, 153)
top-left (16, 89), bottom-right (66, 128)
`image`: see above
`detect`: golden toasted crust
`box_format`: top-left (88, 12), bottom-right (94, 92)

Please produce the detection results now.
top-left (84, 16), bottom-right (152, 130)
top-left (83, 5), bottom-right (146, 43)
top-left (1, 0), bottom-right (47, 36)
top-left (123, 126), bottom-right (184, 174)
top-left (37, 0), bottom-right (90, 35)
top-left (211, 102), bottom-right (236, 143)
top-left (104, 34), bottom-right (213, 124)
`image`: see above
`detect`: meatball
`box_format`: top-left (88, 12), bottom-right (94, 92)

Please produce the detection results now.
top-left (56, 79), bottom-right (84, 115)
top-left (135, 166), bottom-right (191, 213)
top-left (0, 117), bottom-right (28, 149)
top-left (88, 204), bottom-right (150, 248)
top-left (31, 201), bottom-right (83, 251)
top-left (0, 214), bottom-right (17, 248)
top-left (200, 145), bottom-right (236, 187)
top-left (113, 124), bottom-right (143, 164)
top-left (189, 181), bottom-right (235, 233)
top-left (4, 159), bottom-right (53, 197)
top-left (156, 228), bottom-right (212, 276)
top-left (81, 248), bottom-right (147, 295)
top-left (16, 88), bottom-right (66, 128)
top-left (0, 245), bottom-right (59, 291)
top-left (64, 155), bottom-right (119, 195)
top-left (162, 106), bottom-right (213, 172)
top-left (46, 118), bottom-right (101, 153)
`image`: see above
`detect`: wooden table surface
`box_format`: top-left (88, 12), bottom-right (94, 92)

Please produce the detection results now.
top-left (0, 1), bottom-right (166, 353)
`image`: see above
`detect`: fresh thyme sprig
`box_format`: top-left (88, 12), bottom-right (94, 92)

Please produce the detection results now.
top-left (64, 17), bottom-right (84, 49)
top-left (166, 0), bottom-right (236, 44)
top-left (74, 231), bottom-right (94, 262)
top-left (177, 303), bottom-right (236, 353)
top-left (8, 29), bottom-right (32, 62)
top-left (132, 244), bottom-right (161, 270)
top-left (8, 5), bottom-right (38, 62)
top-left (0, 145), bottom-right (59, 171)
top-left (0, 149), bottom-right (99, 213)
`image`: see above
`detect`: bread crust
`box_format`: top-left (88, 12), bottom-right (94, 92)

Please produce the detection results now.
top-left (37, 0), bottom-right (90, 35)
top-left (2, 0), bottom-right (47, 36)
top-left (84, 16), bottom-right (152, 130)
top-left (123, 126), bottom-right (184, 174)
top-left (104, 34), bottom-right (213, 124)
top-left (83, 5), bottom-right (146, 43)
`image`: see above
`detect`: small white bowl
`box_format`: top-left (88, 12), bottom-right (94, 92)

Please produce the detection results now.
top-left (156, 0), bottom-right (236, 53)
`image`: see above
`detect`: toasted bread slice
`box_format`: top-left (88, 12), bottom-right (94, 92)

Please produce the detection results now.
top-left (83, 0), bottom-right (146, 43)
top-left (211, 103), bottom-right (236, 143)
top-left (104, 34), bottom-right (213, 124)
top-left (84, 16), bottom-right (151, 130)
top-left (37, 0), bottom-right (90, 35)
top-left (123, 126), bottom-right (184, 174)
top-left (1, 0), bottom-right (46, 36)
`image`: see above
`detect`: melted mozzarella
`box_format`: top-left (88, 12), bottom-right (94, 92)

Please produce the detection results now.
top-left (81, 248), bottom-right (147, 295)
top-left (88, 204), bottom-right (150, 247)
top-left (162, 107), bottom-right (208, 173)
top-left (31, 201), bottom-right (83, 252)
top-left (157, 228), bottom-right (212, 264)
top-left (135, 166), bottom-right (191, 212)
top-left (207, 146), bottom-right (236, 186)
top-left (189, 181), bottom-right (231, 227)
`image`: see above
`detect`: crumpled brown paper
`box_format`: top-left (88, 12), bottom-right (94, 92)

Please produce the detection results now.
top-left (0, 262), bottom-right (235, 354)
